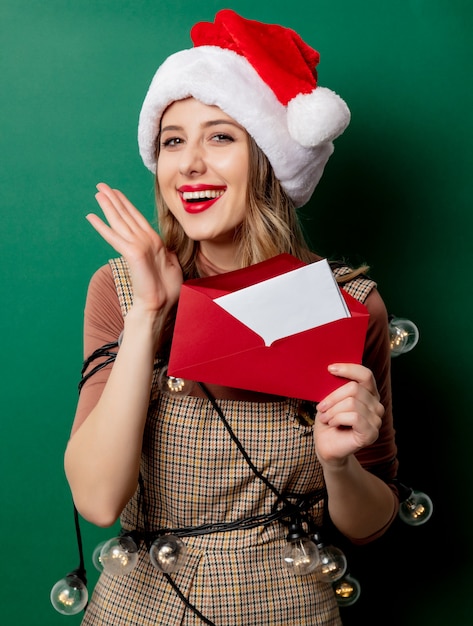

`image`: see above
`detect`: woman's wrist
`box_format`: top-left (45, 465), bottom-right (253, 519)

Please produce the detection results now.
top-left (318, 454), bottom-right (351, 475)
top-left (122, 304), bottom-right (171, 353)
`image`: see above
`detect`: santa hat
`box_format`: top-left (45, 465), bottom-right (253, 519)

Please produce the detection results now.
top-left (138, 9), bottom-right (350, 208)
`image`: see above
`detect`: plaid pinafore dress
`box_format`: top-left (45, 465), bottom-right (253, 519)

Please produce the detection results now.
top-left (81, 258), bottom-right (376, 626)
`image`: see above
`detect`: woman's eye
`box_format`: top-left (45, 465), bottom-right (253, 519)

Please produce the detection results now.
top-left (161, 137), bottom-right (182, 148)
top-left (211, 133), bottom-right (234, 143)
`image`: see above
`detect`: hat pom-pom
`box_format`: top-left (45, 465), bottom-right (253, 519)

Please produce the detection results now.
top-left (287, 86), bottom-right (351, 148)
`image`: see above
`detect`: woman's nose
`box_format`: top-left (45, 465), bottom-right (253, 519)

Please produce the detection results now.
top-left (178, 143), bottom-right (206, 176)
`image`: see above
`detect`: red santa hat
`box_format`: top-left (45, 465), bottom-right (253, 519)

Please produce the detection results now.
top-left (138, 9), bottom-right (350, 208)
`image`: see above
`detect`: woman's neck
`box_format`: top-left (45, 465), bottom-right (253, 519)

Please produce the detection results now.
top-left (197, 243), bottom-right (240, 274)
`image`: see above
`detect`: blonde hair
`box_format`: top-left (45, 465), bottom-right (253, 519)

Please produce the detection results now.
top-left (154, 134), bottom-right (368, 282)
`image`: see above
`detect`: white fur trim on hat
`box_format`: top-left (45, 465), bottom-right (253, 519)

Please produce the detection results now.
top-left (138, 46), bottom-right (342, 208)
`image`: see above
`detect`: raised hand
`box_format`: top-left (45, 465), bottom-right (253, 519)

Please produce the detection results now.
top-left (313, 363), bottom-right (385, 466)
top-left (86, 182), bottom-right (183, 315)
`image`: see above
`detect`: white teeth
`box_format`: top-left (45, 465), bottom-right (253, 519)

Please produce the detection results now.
top-left (181, 189), bottom-right (225, 200)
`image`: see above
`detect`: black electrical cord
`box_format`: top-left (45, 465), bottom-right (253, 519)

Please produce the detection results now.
top-left (72, 348), bottom-right (325, 625)
top-left (73, 504), bottom-right (87, 583)
top-left (78, 340), bottom-right (119, 392)
top-left (138, 473), bottom-right (218, 626)
top-left (70, 340), bottom-right (121, 613)
top-left (147, 383), bottom-right (324, 624)
top-left (197, 382), bottom-right (325, 520)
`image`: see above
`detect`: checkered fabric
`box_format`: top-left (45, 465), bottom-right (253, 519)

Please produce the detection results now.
top-left (332, 266), bottom-right (376, 303)
top-left (82, 391), bottom-right (340, 625)
top-left (81, 257), bottom-right (376, 625)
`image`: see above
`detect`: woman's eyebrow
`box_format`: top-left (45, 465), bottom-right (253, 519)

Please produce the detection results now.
top-left (161, 119), bottom-right (244, 133)
top-left (160, 124), bottom-right (183, 133)
top-left (203, 119), bottom-right (243, 129)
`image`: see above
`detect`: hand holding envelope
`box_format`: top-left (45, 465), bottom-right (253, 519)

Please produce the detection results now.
top-left (168, 254), bottom-right (370, 402)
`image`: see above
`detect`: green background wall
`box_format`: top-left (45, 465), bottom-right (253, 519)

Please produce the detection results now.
top-left (1, 1), bottom-right (471, 624)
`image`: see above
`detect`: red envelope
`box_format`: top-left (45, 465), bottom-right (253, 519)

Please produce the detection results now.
top-left (168, 254), bottom-right (370, 402)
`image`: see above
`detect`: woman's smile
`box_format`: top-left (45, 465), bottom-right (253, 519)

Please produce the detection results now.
top-left (178, 184), bottom-right (227, 214)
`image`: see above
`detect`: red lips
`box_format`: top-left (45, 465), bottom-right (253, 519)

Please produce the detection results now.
top-left (178, 185), bottom-right (226, 214)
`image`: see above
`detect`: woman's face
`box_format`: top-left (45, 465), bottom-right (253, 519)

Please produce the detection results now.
top-left (157, 98), bottom-right (250, 260)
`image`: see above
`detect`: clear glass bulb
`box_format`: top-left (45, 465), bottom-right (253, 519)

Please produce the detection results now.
top-left (399, 489), bottom-right (433, 526)
top-left (283, 537), bottom-right (320, 576)
top-left (100, 535), bottom-right (139, 576)
top-left (316, 544), bottom-right (348, 583)
top-left (157, 365), bottom-right (194, 396)
top-left (50, 573), bottom-right (88, 615)
top-left (333, 573), bottom-right (361, 606)
top-left (389, 317), bottom-right (420, 357)
top-left (92, 540), bottom-right (107, 572)
top-left (149, 535), bottom-right (187, 574)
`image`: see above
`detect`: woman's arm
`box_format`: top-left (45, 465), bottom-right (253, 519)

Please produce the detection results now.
top-left (65, 305), bottom-right (163, 527)
top-left (313, 290), bottom-right (398, 541)
top-left (64, 184), bottom-right (182, 527)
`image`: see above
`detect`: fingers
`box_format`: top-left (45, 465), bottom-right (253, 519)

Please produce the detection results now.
top-left (87, 182), bottom-right (164, 255)
top-left (96, 183), bottom-right (150, 230)
top-left (317, 363), bottom-right (384, 426)
top-left (314, 364), bottom-right (384, 461)
top-left (315, 385), bottom-right (383, 453)
top-left (317, 393), bottom-right (383, 427)
top-left (94, 183), bottom-right (145, 239)
top-left (112, 187), bottom-right (155, 232)
top-left (85, 212), bottom-right (123, 249)
top-left (326, 363), bottom-right (379, 398)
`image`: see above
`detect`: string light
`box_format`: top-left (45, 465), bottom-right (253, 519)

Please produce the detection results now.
top-left (157, 365), bottom-right (194, 396)
top-left (92, 540), bottom-right (107, 572)
top-left (50, 570), bottom-right (88, 616)
top-left (388, 316), bottom-right (419, 357)
top-left (282, 521), bottom-right (320, 576)
top-left (333, 572), bottom-right (362, 607)
top-left (149, 534), bottom-right (188, 573)
top-left (398, 487), bottom-right (434, 526)
top-left (53, 310), bottom-right (432, 618)
top-left (99, 533), bottom-right (140, 576)
top-left (312, 532), bottom-right (347, 583)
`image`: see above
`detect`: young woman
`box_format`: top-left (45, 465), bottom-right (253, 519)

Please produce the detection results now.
top-left (65, 10), bottom-right (399, 625)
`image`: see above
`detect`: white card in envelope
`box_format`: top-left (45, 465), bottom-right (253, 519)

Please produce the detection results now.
top-left (214, 259), bottom-right (350, 346)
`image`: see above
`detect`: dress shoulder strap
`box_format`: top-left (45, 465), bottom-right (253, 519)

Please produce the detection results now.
top-left (332, 266), bottom-right (377, 304)
top-left (109, 257), bottom-right (163, 399)
top-left (109, 257), bottom-right (133, 317)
